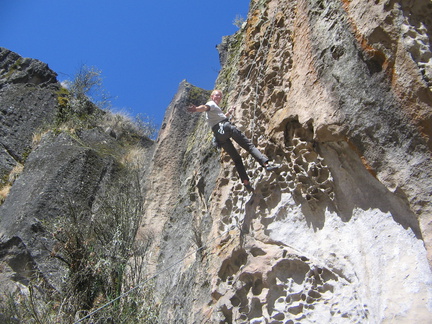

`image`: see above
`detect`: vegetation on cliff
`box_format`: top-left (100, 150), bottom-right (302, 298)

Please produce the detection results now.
top-left (0, 60), bottom-right (160, 323)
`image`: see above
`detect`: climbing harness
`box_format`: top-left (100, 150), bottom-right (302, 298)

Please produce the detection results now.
top-left (217, 121), bottom-right (225, 135)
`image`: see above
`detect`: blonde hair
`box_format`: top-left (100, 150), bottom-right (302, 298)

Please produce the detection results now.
top-left (211, 90), bottom-right (223, 96)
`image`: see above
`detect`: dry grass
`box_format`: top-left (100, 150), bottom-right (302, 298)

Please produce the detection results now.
top-left (101, 110), bottom-right (157, 140)
top-left (32, 131), bottom-right (44, 147)
top-left (9, 163), bottom-right (24, 183)
top-left (0, 163), bottom-right (24, 205)
top-left (120, 146), bottom-right (146, 168)
top-left (100, 110), bottom-right (137, 140)
top-left (0, 184), bottom-right (11, 204)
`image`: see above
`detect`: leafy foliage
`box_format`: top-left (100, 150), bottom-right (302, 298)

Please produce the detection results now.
top-left (233, 14), bottom-right (246, 28)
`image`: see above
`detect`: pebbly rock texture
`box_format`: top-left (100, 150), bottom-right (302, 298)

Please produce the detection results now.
top-left (138, 0), bottom-right (432, 323)
top-left (0, 0), bottom-right (431, 321)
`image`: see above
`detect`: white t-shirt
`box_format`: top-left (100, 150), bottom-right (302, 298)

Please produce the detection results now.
top-left (205, 100), bottom-right (227, 127)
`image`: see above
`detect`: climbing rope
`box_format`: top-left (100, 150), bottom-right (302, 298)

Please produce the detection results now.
top-left (227, 7), bottom-right (280, 141)
top-left (74, 225), bottom-right (236, 323)
top-left (76, 8), bottom-right (281, 323)
top-left (249, 8), bottom-right (279, 141)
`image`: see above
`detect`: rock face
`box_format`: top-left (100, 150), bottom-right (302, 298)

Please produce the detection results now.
top-left (137, 0), bottom-right (432, 323)
top-left (1, 0), bottom-right (431, 322)
top-left (0, 130), bottom-right (125, 290)
top-left (0, 47), bottom-right (59, 185)
top-left (0, 49), bottom-right (153, 296)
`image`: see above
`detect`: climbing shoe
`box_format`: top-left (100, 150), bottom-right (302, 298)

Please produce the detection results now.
top-left (265, 162), bottom-right (280, 172)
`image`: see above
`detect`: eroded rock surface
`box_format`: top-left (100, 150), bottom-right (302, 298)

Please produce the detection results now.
top-left (139, 0), bottom-right (432, 323)
top-left (0, 0), bottom-right (431, 322)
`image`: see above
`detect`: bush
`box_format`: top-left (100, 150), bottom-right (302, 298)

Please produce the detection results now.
top-left (233, 14), bottom-right (245, 28)
top-left (51, 167), bottom-right (158, 322)
top-left (100, 110), bottom-right (158, 141)
top-left (54, 65), bottom-right (157, 141)
top-left (0, 64), bottom-right (160, 323)
top-left (66, 65), bottom-right (110, 110)
top-left (0, 165), bottom-right (159, 323)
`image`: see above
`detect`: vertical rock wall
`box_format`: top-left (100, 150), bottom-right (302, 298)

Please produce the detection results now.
top-left (0, 47), bottom-right (59, 187)
top-left (0, 49), bottom-right (155, 304)
top-left (142, 0), bottom-right (432, 323)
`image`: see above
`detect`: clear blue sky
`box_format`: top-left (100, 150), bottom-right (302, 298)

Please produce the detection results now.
top-left (1, 0), bottom-right (249, 126)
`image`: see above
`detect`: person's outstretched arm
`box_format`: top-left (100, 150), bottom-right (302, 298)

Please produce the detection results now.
top-left (187, 104), bottom-right (210, 113)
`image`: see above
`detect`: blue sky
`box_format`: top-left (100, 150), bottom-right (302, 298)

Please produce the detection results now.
top-left (1, 1), bottom-right (249, 126)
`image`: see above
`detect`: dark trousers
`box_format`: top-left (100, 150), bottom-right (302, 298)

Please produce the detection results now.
top-left (213, 121), bottom-right (268, 182)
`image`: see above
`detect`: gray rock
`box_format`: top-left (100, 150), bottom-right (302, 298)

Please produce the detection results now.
top-left (0, 48), bottom-right (59, 185)
top-left (0, 129), bottom-right (122, 290)
top-left (216, 34), bottom-right (236, 67)
top-left (0, 47), bottom-right (58, 88)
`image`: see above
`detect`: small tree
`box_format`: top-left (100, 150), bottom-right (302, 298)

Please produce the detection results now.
top-left (55, 65), bottom-right (158, 140)
top-left (134, 113), bottom-right (158, 139)
top-left (233, 14), bottom-right (246, 28)
top-left (67, 65), bottom-right (111, 110)
top-left (56, 65), bottom-right (107, 126)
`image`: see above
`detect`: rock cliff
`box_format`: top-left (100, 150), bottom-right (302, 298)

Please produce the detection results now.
top-left (138, 0), bottom-right (432, 323)
top-left (0, 47), bottom-right (154, 316)
top-left (1, 0), bottom-right (432, 322)
top-left (0, 48), bottom-right (59, 185)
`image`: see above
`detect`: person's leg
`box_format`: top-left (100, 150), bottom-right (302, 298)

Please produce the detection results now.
top-left (220, 138), bottom-right (250, 183)
top-left (226, 123), bottom-right (269, 166)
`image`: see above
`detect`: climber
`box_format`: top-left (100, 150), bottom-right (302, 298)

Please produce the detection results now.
top-left (187, 89), bottom-right (278, 191)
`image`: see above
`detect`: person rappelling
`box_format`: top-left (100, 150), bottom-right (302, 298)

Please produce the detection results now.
top-left (187, 89), bottom-right (279, 191)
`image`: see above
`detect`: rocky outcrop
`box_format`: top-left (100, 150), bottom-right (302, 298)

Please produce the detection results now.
top-left (0, 0), bottom-right (431, 322)
top-left (137, 80), bottom-right (215, 274)
top-left (0, 49), bottom-right (154, 299)
top-left (138, 0), bottom-right (432, 323)
top-left (0, 48), bottom-right (60, 185)
top-left (0, 130), bottom-right (125, 291)
top-left (0, 48), bottom-right (57, 88)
